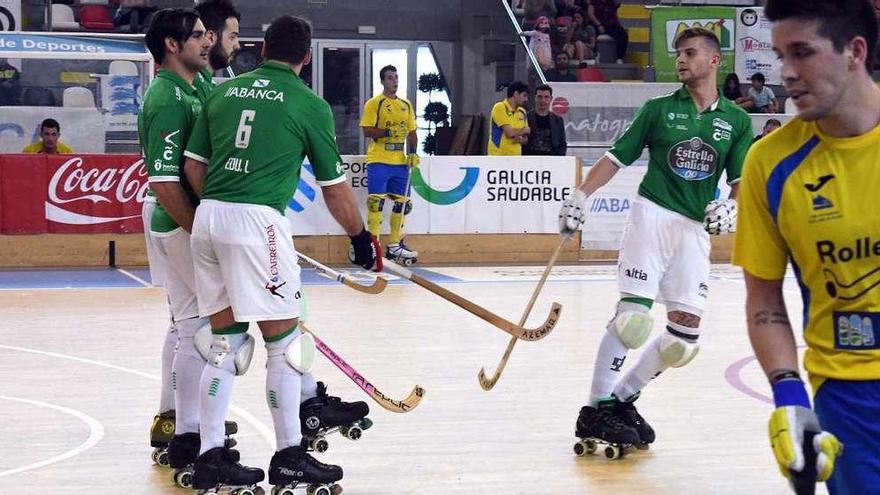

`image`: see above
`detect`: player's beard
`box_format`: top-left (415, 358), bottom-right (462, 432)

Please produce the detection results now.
top-left (209, 42), bottom-right (232, 71)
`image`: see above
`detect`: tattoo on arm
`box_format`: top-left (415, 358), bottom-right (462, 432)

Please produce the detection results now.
top-left (752, 310), bottom-right (790, 326)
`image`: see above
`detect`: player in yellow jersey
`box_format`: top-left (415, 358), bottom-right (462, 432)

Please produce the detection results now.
top-left (360, 64), bottom-right (419, 265)
top-left (732, 1), bottom-right (879, 493)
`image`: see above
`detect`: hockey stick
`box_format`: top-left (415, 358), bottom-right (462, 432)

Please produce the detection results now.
top-left (383, 259), bottom-right (562, 341)
top-left (478, 237), bottom-right (567, 390)
top-left (300, 323), bottom-right (425, 413)
top-left (297, 252), bottom-right (387, 295)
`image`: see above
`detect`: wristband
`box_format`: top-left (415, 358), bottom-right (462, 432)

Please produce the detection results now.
top-left (383, 129), bottom-right (391, 137)
top-left (770, 372), bottom-right (811, 408)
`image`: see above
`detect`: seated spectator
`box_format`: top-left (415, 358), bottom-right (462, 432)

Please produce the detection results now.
top-left (524, 0), bottom-right (557, 26)
top-left (0, 58), bottom-right (21, 106)
top-left (722, 72), bottom-right (752, 106)
top-left (524, 84), bottom-right (567, 156)
top-left (22, 118), bottom-right (74, 154)
top-left (545, 51), bottom-right (577, 82)
top-left (565, 11), bottom-right (597, 66)
top-left (587, 0), bottom-right (628, 64)
top-left (522, 16), bottom-right (553, 70)
top-left (742, 72), bottom-right (778, 113)
top-left (113, 0), bottom-right (156, 34)
top-left (556, 0), bottom-right (582, 20)
top-left (753, 118), bottom-right (782, 142)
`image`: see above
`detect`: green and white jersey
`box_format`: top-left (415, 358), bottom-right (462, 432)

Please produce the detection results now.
top-left (607, 87), bottom-right (752, 222)
top-left (194, 67), bottom-right (215, 102)
top-left (184, 61), bottom-right (346, 214)
top-left (138, 69), bottom-right (203, 233)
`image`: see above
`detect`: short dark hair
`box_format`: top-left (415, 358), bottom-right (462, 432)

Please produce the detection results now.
top-left (765, 0), bottom-right (878, 70)
top-left (507, 81), bottom-right (528, 97)
top-left (673, 27), bottom-right (722, 54)
top-left (144, 8), bottom-right (201, 65)
top-left (555, 51), bottom-right (569, 59)
top-left (40, 118), bottom-right (60, 133)
top-left (194, 0), bottom-right (240, 36)
top-left (765, 118), bottom-right (782, 127)
top-left (379, 65), bottom-right (397, 82)
top-left (751, 72), bottom-right (766, 83)
top-left (535, 83), bottom-right (553, 95)
top-left (263, 15), bottom-right (312, 66)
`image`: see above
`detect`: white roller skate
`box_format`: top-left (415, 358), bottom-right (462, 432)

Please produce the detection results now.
top-left (385, 242), bottom-right (418, 266)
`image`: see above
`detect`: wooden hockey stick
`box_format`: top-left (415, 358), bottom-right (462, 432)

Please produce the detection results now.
top-left (297, 252), bottom-right (387, 295)
top-left (383, 259), bottom-right (562, 341)
top-left (477, 237), bottom-right (567, 391)
top-left (300, 323), bottom-right (425, 413)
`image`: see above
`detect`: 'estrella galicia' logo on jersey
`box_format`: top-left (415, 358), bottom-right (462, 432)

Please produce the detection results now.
top-left (667, 137), bottom-right (718, 181)
top-left (805, 174), bottom-right (835, 192)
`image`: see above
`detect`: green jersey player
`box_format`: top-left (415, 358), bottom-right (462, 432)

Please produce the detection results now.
top-left (559, 27), bottom-right (752, 452)
top-left (182, 15), bottom-right (380, 494)
top-left (193, 0), bottom-right (241, 101)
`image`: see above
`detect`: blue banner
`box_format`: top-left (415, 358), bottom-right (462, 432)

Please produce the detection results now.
top-left (0, 33), bottom-right (145, 55)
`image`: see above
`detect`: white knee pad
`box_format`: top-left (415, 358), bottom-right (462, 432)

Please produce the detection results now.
top-left (659, 327), bottom-right (700, 368)
top-left (210, 333), bottom-right (256, 376)
top-left (193, 323), bottom-right (214, 362)
top-left (284, 331), bottom-right (316, 374)
top-left (610, 304), bottom-right (654, 349)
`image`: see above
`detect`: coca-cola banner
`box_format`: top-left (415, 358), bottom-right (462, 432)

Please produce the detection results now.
top-left (0, 153), bottom-right (146, 234)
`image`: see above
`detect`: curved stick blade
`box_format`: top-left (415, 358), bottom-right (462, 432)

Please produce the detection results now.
top-left (369, 384), bottom-right (426, 413)
top-left (342, 275), bottom-right (388, 294)
top-left (518, 302), bottom-right (563, 341)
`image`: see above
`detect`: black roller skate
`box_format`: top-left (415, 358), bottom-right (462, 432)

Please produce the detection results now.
top-left (149, 410), bottom-right (176, 467)
top-left (613, 394), bottom-right (655, 449)
top-left (192, 446), bottom-right (264, 494)
top-left (169, 423), bottom-right (242, 488)
top-left (300, 382), bottom-right (371, 453)
top-left (573, 403), bottom-right (640, 460)
top-left (385, 241), bottom-right (418, 266)
top-left (268, 445), bottom-right (343, 495)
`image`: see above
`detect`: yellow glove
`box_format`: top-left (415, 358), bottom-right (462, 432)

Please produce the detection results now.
top-left (769, 405), bottom-right (843, 487)
top-left (407, 153), bottom-right (420, 168)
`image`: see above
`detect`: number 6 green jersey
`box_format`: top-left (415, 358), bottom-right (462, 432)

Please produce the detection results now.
top-left (184, 61), bottom-right (347, 213)
top-left (606, 87), bottom-right (753, 221)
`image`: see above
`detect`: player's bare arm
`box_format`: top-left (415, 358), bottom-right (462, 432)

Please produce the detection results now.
top-left (743, 271), bottom-right (799, 377)
top-left (150, 182), bottom-right (196, 233)
top-left (406, 130), bottom-right (418, 152)
top-left (183, 157), bottom-right (207, 197)
top-left (322, 181), bottom-right (367, 236)
top-left (362, 126), bottom-right (389, 140)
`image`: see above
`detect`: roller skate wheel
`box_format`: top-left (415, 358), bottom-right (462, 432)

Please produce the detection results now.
top-left (330, 484), bottom-right (343, 495)
top-left (573, 439), bottom-right (597, 456)
top-left (155, 450), bottom-right (170, 467)
top-left (150, 448), bottom-right (161, 464)
top-left (359, 417), bottom-right (373, 430)
top-left (274, 488), bottom-right (295, 495)
top-left (312, 437), bottom-right (329, 453)
top-left (307, 485), bottom-right (332, 495)
top-left (173, 469), bottom-right (193, 489)
top-left (232, 489), bottom-right (255, 495)
top-left (604, 444), bottom-right (621, 460)
top-left (402, 258), bottom-right (415, 266)
top-left (343, 425), bottom-right (362, 441)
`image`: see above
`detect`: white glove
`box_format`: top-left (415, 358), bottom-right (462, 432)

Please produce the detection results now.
top-left (559, 189), bottom-right (587, 238)
top-left (704, 198), bottom-right (737, 235)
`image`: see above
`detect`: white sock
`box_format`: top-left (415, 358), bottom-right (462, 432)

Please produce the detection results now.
top-left (265, 329), bottom-right (304, 450)
top-left (589, 327), bottom-right (629, 406)
top-left (613, 322), bottom-right (700, 400)
top-left (159, 321), bottom-right (178, 413)
top-left (199, 333), bottom-right (246, 454)
top-left (173, 317), bottom-right (209, 434)
top-left (301, 372), bottom-right (318, 402)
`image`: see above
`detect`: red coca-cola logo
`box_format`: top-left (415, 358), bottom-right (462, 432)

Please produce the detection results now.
top-left (45, 156), bottom-right (149, 225)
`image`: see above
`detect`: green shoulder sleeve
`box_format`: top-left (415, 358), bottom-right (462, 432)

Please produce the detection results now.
top-left (607, 98), bottom-right (657, 166)
top-left (305, 98), bottom-right (346, 186)
top-left (144, 102), bottom-right (191, 181)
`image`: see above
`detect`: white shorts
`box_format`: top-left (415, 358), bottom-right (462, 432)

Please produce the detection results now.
top-left (617, 197), bottom-right (710, 313)
top-left (143, 198), bottom-right (200, 320)
top-left (191, 199), bottom-right (302, 322)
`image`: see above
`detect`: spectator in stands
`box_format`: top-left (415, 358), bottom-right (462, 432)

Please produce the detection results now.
top-left (524, 0), bottom-right (557, 26)
top-left (587, 0), bottom-right (628, 64)
top-left (22, 118), bottom-right (74, 154)
top-left (488, 81), bottom-right (530, 156)
top-left (566, 11), bottom-right (597, 66)
top-left (524, 84), bottom-right (567, 156)
top-left (556, 0), bottom-right (582, 21)
top-left (0, 58), bottom-right (21, 106)
top-left (743, 72), bottom-right (779, 113)
top-left (522, 16), bottom-right (554, 70)
top-left (546, 51), bottom-right (578, 82)
top-left (753, 118), bottom-right (781, 143)
top-left (722, 72), bottom-right (743, 101)
top-left (113, 0), bottom-right (157, 33)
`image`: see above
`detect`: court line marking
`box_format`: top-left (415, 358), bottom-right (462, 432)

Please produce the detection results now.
top-left (0, 395), bottom-right (104, 478)
top-left (0, 345), bottom-right (275, 450)
top-left (116, 268), bottom-right (151, 287)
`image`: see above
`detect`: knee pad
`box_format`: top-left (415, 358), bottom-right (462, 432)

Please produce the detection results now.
top-left (209, 333), bottom-right (255, 376)
top-left (367, 194), bottom-right (385, 213)
top-left (609, 302), bottom-right (654, 349)
top-left (391, 200), bottom-right (412, 215)
top-left (659, 325), bottom-right (700, 368)
top-left (193, 322), bottom-right (214, 362)
top-left (284, 331), bottom-right (316, 374)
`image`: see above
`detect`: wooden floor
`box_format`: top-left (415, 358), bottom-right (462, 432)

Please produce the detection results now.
top-left (0, 264), bottom-right (821, 494)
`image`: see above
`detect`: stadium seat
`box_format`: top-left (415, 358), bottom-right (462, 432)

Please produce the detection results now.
top-left (577, 67), bottom-right (606, 82)
top-left (109, 60), bottom-right (138, 75)
top-left (596, 34), bottom-right (617, 64)
top-left (80, 5), bottom-right (115, 31)
top-left (50, 4), bottom-right (80, 31)
top-left (63, 86), bottom-right (96, 107)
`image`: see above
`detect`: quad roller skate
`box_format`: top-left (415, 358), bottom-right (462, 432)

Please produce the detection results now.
top-left (150, 410), bottom-right (176, 467)
top-left (385, 241), bottom-right (418, 266)
top-left (301, 382), bottom-right (371, 453)
top-left (613, 395), bottom-right (655, 449)
top-left (573, 404), bottom-right (640, 460)
top-left (169, 423), bottom-right (242, 488)
top-left (268, 445), bottom-right (343, 495)
top-left (192, 446), bottom-right (265, 495)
